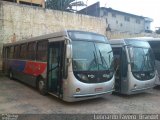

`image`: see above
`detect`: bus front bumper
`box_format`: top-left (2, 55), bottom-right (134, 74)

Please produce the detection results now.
top-left (73, 90), bottom-right (114, 98)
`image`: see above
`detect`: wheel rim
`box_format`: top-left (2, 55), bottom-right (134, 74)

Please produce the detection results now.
top-left (39, 80), bottom-right (44, 91)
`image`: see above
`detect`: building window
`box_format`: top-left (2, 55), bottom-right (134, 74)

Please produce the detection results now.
top-left (116, 20), bottom-right (118, 24)
top-left (106, 18), bottom-right (108, 23)
top-left (112, 13), bottom-right (116, 17)
top-left (104, 10), bottom-right (108, 16)
top-left (124, 16), bottom-right (130, 22)
top-left (37, 40), bottom-right (48, 61)
top-left (120, 23), bottom-right (123, 27)
top-left (136, 19), bottom-right (141, 24)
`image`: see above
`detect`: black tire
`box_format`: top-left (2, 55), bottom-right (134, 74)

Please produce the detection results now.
top-left (38, 78), bottom-right (47, 95)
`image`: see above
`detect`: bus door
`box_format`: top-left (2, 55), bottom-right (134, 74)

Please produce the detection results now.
top-left (113, 47), bottom-right (122, 92)
top-left (47, 41), bottom-right (65, 96)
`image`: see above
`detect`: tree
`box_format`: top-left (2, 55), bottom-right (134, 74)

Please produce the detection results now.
top-left (45, 0), bottom-right (76, 11)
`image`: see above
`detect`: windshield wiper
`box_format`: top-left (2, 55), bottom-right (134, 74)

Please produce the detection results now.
top-left (146, 52), bottom-right (154, 71)
top-left (88, 51), bottom-right (100, 70)
top-left (93, 51), bottom-right (98, 66)
top-left (140, 50), bottom-right (152, 71)
top-left (99, 50), bottom-right (109, 70)
top-left (140, 54), bottom-right (146, 72)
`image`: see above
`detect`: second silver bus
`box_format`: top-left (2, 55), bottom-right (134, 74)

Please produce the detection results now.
top-left (109, 38), bottom-right (156, 94)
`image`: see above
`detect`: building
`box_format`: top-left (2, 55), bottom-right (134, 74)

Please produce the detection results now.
top-left (100, 7), bottom-right (146, 34)
top-left (78, 3), bottom-right (153, 34)
top-left (144, 17), bottom-right (153, 33)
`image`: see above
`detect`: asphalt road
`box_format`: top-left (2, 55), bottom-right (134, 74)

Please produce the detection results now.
top-left (0, 76), bottom-right (160, 114)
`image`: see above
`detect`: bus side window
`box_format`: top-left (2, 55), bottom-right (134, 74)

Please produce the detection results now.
top-left (6, 47), bottom-right (9, 59)
top-left (8, 46), bottom-right (14, 59)
top-left (14, 45), bottom-right (20, 59)
top-left (37, 41), bottom-right (47, 62)
top-left (2, 47), bottom-right (5, 59)
top-left (122, 48), bottom-right (128, 77)
top-left (149, 42), bottom-right (160, 61)
top-left (20, 44), bottom-right (27, 59)
top-left (27, 42), bottom-right (36, 60)
top-left (112, 48), bottom-right (121, 71)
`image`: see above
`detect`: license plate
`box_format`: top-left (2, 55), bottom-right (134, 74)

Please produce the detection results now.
top-left (95, 87), bottom-right (103, 92)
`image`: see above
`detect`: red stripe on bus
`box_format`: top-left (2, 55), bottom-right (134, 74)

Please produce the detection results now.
top-left (24, 61), bottom-right (47, 76)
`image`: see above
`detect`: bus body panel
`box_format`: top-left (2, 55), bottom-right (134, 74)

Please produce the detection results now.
top-left (62, 71), bottom-right (115, 102)
top-left (120, 70), bottom-right (156, 95)
top-left (155, 70), bottom-right (160, 85)
top-left (7, 59), bottom-right (47, 77)
top-left (6, 59), bottom-right (47, 87)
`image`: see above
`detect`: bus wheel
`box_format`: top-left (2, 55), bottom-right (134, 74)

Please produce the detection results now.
top-left (38, 78), bottom-right (47, 95)
top-left (9, 70), bottom-right (14, 80)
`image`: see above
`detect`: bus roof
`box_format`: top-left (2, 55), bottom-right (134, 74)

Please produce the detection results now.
top-left (124, 37), bottom-right (160, 42)
top-left (3, 30), bottom-right (68, 47)
top-left (109, 39), bottom-right (125, 45)
top-left (109, 38), bottom-right (151, 47)
top-left (3, 30), bottom-right (106, 47)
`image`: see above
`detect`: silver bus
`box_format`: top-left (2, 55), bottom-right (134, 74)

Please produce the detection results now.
top-left (2, 30), bottom-right (115, 102)
top-left (109, 38), bottom-right (156, 94)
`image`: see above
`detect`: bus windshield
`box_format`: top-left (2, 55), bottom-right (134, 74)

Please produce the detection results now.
top-left (72, 41), bottom-right (114, 72)
top-left (128, 46), bottom-right (155, 72)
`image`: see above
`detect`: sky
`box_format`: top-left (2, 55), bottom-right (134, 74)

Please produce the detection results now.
top-left (81, 0), bottom-right (160, 31)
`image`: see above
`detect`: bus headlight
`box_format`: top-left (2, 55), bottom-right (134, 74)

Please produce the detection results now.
top-left (134, 73), bottom-right (141, 79)
top-left (103, 74), bottom-right (110, 78)
top-left (77, 74), bottom-right (89, 81)
top-left (103, 72), bottom-right (113, 79)
top-left (150, 72), bottom-right (155, 77)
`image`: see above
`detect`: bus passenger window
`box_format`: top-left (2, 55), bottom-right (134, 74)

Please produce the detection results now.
top-left (20, 44), bottom-right (27, 59)
top-left (6, 47), bottom-right (10, 59)
top-left (27, 42), bottom-right (36, 60)
top-left (8, 46), bottom-right (14, 59)
top-left (37, 41), bottom-right (47, 62)
top-left (14, 45), bottom-right (20, 59)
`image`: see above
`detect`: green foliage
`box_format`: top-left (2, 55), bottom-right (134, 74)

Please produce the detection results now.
top-left (46, 0), bottom-right (75, 11)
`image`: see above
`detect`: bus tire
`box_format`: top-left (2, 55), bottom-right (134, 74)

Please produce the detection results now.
top-left (38, 78), bottom-right (47, 95)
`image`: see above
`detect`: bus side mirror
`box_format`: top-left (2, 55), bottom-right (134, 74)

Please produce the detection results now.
top-left (66, 44), bottom-right (72, 59)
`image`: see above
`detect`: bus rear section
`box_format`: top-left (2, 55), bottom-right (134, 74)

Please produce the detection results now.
top-left (109, 39), bottom-right (156, 95)
top-left (2, 30), bottom-right (115, 102)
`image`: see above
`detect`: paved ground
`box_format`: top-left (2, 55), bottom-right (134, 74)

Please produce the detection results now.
top-left (0, 76), bottom-right (160, 114)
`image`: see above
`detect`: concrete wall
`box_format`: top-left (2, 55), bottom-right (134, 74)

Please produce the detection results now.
top-left (0, 1), bottom-right (107, 70)
top-left (106, 31), bottom-right (143, 39)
